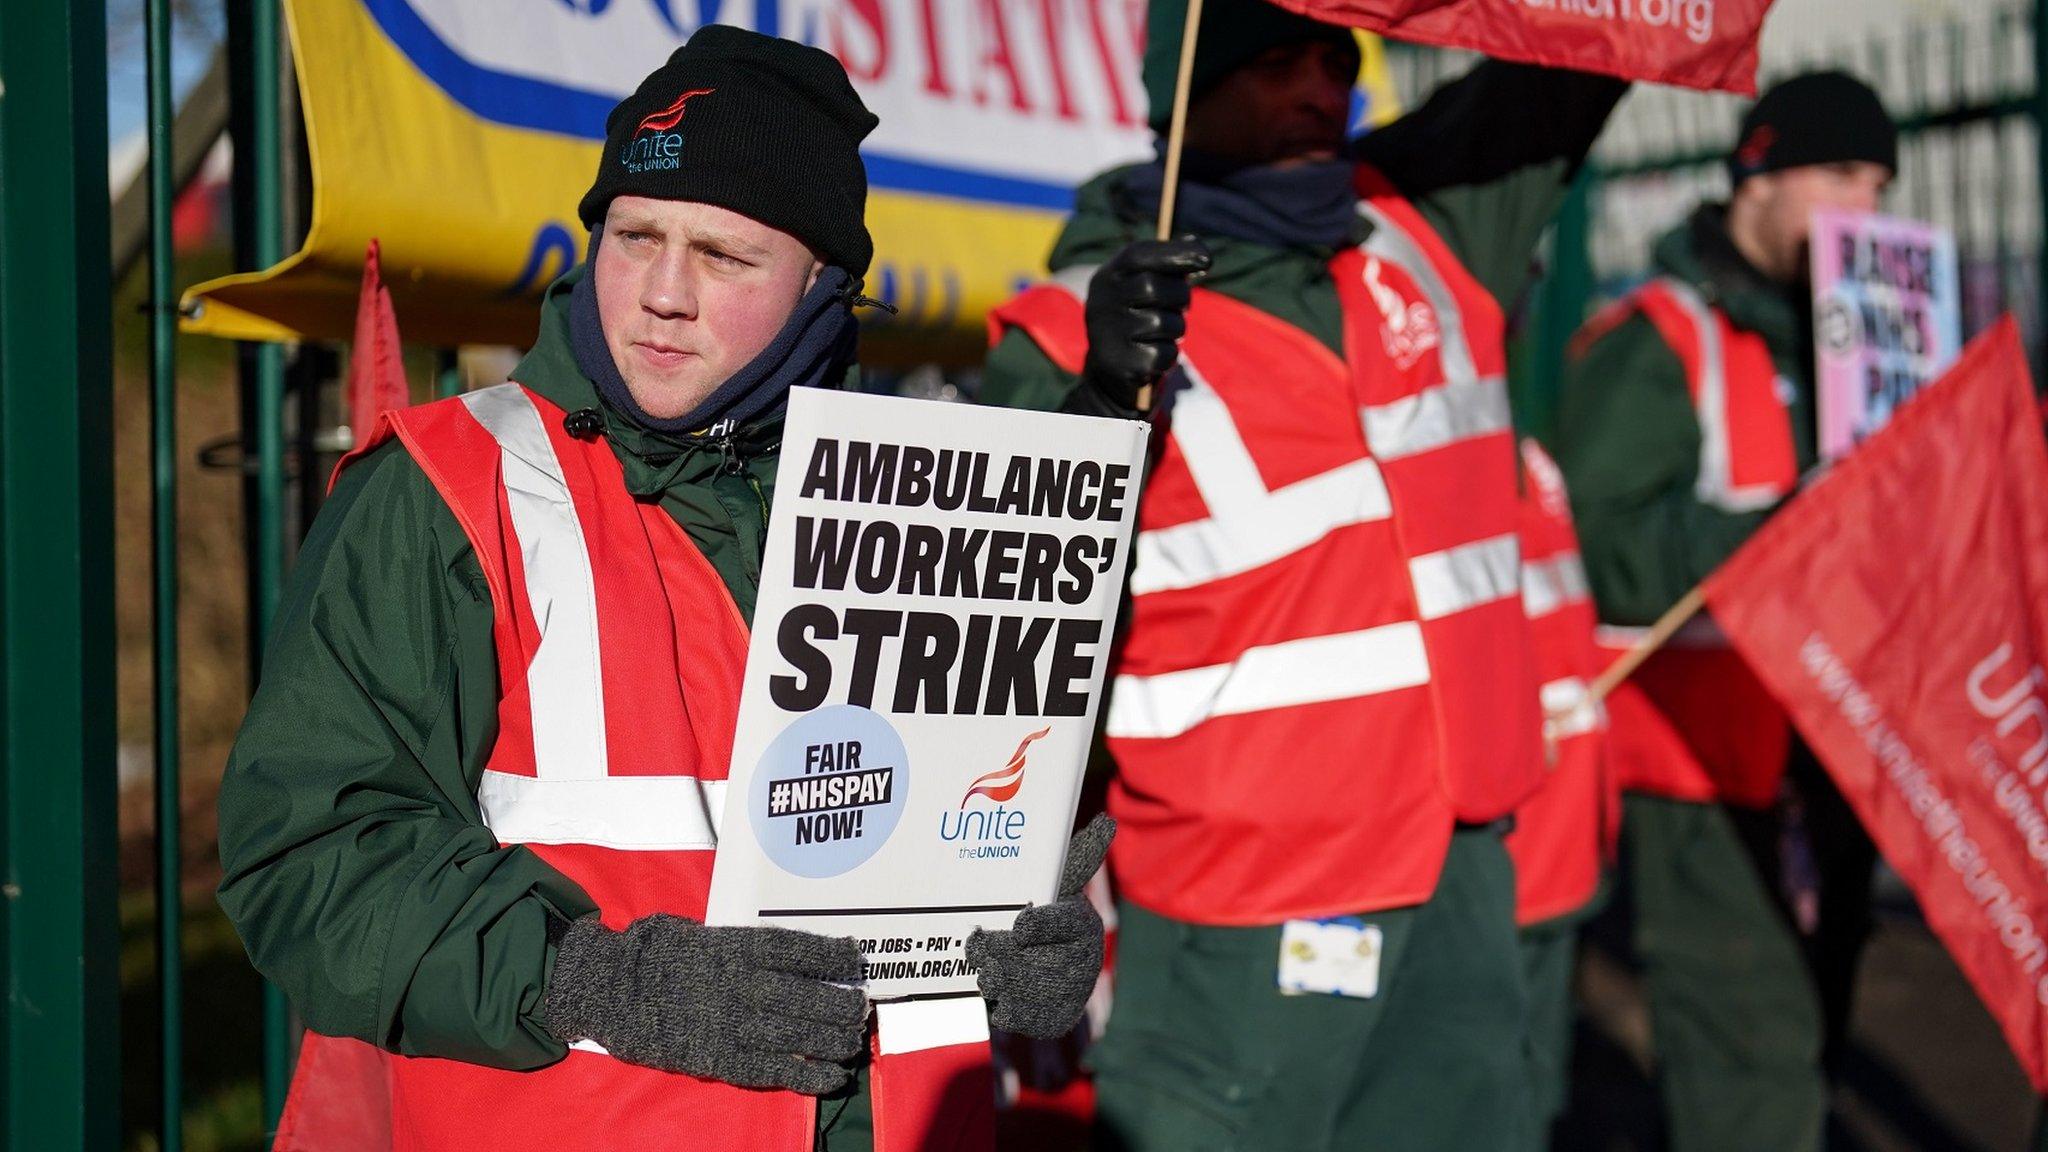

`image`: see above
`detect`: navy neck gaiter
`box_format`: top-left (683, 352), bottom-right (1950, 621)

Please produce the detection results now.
top-left (1121, 152), bottom-right (1360, 251)
top-left (569, 232), bottom-right (860, 435)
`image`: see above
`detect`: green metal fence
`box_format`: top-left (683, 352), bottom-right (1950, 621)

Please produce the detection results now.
top-left (1, 2), bottom-right (121, 1149)
top-left (147, 0), bottom-right (185, 1148)
top-left (7, 3), bottom-right (2048, 1150)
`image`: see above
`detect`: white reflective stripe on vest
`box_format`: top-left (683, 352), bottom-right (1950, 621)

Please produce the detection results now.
top-left (1105, 622), bottom-right (1430, 740)
top-left (1540, 676), bottom-right (1602, 740)
top-left (1408, 533), bottom-right (1521, 620)
top-left (476, 770), bottom-right (726, 851)
top-left (1130, 358), bottom-right (1393, 596)
top-left (1595, 617), bottom-right (1732, 651)
top-left (1358, 198), bottom-right (1482, 385)
top-left (1522, 552), bottom-right (1591, 620)
top-left (1654, 278), bottom-right (1781, 514)
top-left (1048, 264), bottom-right (1096, 302)
top-left (461, 384), bottom-right (610, 781)
top-left (1360, 373), bottom-right (1512, 462)
top-left (1355, 197), bottom-right (1509, 461)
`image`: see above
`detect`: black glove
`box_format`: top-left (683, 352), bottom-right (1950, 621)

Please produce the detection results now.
top-left (540, 914), bottom-right (868, 1095)
top-left (967, 813), bottom-right (1115, 1039)
top-left (1069, 239), bottom-right (1212, 418)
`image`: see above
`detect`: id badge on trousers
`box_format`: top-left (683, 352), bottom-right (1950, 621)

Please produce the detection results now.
top-left (1278, 917), bottom-right (1385, 999)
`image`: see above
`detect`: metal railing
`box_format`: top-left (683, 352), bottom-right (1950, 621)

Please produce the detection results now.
top-left (0, 2), bottom-right (122, 1149)
top-left (147, 0), bottom-right (185, 1148)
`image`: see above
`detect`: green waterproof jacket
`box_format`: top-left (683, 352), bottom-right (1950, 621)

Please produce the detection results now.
top-left (981, 61), bottom-right (1627, 410)
top-left (1549, 204), bottom-right (1816, 627)
top-left (216, 268), bottom-right (785, 1070)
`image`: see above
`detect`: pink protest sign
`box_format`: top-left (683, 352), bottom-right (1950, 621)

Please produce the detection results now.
top-left (1810, 209), bottom-right (1962, 462)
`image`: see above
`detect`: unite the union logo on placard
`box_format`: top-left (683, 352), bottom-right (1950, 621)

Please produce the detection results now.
top-left (938, 726), bottom-right (1049, 860)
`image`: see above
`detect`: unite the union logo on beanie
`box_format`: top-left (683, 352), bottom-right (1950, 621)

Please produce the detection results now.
top-left (618, 87), bottom-right (716, 174)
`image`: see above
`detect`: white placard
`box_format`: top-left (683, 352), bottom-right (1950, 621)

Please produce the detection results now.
top-left (707, 388), bottom-right (1147, 999)
top-left (1810, 209), bottom-right (1962, 461)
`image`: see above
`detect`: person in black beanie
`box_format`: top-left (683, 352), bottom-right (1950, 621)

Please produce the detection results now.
top-left (570, 23), bottom-right (879, 436)
top-left (1550, 70), bottom-right (1896, 1152)
top-left (1724, 70), bottom-right (1898, 282)
top-left (215, 24), bottom-right (1107, 1152)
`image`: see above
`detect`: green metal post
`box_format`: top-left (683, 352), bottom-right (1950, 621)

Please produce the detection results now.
top-left (254, 1), bottom-right (295, 1129)
top-left (437, 349), bottom-right (464, 399)
top-left (247, 7), bottom-right (286, 653)
top-left (146, 0), bottom-right (185, 1147)
top-left (228, 0), bottom-right (293, 1128)
top-left (0, 2), bottom-right (121, 1148)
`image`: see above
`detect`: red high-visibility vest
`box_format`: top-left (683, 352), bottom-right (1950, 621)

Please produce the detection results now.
top-left (272, 384), bottom-right (992, 1152)
top-left (1580, 277), bottom-right (1798, 809)
top-left (988, 166), bottom-right (1543, 924)
top-left (1506, 440), bottom-right (1614, 926)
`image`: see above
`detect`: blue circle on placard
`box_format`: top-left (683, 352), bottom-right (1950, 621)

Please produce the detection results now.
top-left (748, 705), bottom-right (911, 879)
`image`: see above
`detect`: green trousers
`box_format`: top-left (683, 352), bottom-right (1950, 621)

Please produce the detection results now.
top-left (1518, 911), bottom-right (1584, 1148)
top-left (1091, 826), bottom-right (1530, 1152)
top-left (1623, 769), bottom-right (1874, 1152)
top-left (815, 1057), bottom-right (873, 1151)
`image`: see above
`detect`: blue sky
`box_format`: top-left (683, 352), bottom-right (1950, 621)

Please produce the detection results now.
top-left (105, 0), bottom-right (225, 145)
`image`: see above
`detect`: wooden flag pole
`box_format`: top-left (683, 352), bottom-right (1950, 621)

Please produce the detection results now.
top-left (1584, 583), bottom-right (1708, 706)
top-left (1580, 458), bottom-right (1835, 709)
top-left (1156, 0), bottom-right (1206, 245)
top-left (1138, 0), bottom-right (1206, 412)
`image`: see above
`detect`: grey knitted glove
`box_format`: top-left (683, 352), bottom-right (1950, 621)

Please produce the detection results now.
top-left (540, 913), bottom-right (868, 1095)
top-left (967, 813), bottom-right (1114, 1039)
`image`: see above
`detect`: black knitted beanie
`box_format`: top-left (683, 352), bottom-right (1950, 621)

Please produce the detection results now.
top-left (1728, 71), bottom-right (1897, 188)
top-left (578, 25), bottom-right (880, 275)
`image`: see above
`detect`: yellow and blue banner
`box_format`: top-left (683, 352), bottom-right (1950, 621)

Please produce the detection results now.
top-left (183, 1), bottom-right (1397, 362)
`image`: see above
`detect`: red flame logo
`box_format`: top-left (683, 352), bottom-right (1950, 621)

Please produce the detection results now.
top-left (960, 727), bottom-right (1051, 806)
top-left (635, 87), bottom-right (716, 135)
top-left (1735, 125), bottom-right (1777, 171)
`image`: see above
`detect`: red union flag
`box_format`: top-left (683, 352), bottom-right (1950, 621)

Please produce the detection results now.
top-left (1274, 0), bottom-right (1772, 93)
top-left (348, 239), bottom-right (411, 441)
top-left (1703, 318), bottom-right (2048, 1090)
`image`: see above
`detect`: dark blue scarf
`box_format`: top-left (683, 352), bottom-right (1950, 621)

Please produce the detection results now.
top-left (570, 232), bottom-right (860, 435)
top-left (1120, 154), bottom-right (1360, 251)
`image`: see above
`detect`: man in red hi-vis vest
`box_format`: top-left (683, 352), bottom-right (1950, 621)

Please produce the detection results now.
top-left (979, 1), bottom-right (1626, 1146)
top-left (1507, 438), bottom-right (1614, 1147)
top-left (216, 26), bottom-right (1108, 1152)
top-left (1552, 72), bottom-right (1898, 1152)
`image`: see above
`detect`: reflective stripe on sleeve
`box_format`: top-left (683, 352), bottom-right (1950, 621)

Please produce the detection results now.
top-left (476, 770), bottom-right (725, 851)
top-left (1106, 622), bottom-right (1430, 740)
